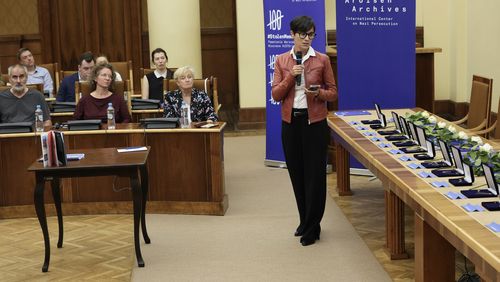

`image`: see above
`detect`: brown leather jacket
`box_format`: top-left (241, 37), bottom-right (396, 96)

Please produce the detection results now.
top-left (271, 50), bottom-right (337, 123)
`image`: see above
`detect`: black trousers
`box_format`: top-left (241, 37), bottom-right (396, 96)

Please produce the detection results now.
top-left (281, 113), bottom-right (328, 239)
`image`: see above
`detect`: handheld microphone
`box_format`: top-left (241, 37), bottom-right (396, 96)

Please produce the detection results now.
top-left (295, 51), bottom-right (302, 86)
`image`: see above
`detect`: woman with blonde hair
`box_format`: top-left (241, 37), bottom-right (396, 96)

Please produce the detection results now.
top-left (163, 66), bottom-right (217, 122)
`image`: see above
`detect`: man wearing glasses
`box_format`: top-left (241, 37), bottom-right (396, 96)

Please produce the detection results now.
top-left (272, 15), bottom-right (337, 246)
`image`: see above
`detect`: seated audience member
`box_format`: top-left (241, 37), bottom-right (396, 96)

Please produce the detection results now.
top-left (73, 63), bottom-right (131, 123)
top-left (0, 64), bottom-right (52, 126)
top-left (57, 51), bottom-right (95, 102)
top-left (163, 66), bottom-right (217, 122)
top-left (141, 48), bottom-right (173, 100)
top-left (95, 54), bottom-right (123, 81)
top-left (17, 47), bottom-right (54, 96)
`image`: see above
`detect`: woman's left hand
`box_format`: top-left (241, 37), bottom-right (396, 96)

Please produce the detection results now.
top-left (305, 88), bottom-right (319, 98)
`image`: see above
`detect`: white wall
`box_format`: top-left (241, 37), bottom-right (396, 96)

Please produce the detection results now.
top-left (236, 0), bottom-right (426, 109)
top-left (422, 0), bottom-right (453, 101)
top-left (147, 0), bottom-right (202, 77)
top-left (235, 0), bottom-right (266, 108)
top-left (423, 0), bottom-right (500, 111)
top-left (147, 1), bottom-right (500, 111)
top-left (326, 0), bottom-right (336, 29)
top-left (467, 0), bottom-right (500, 110)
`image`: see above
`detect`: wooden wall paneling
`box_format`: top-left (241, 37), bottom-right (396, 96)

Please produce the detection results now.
top-left (126, 0), bottom-right (144, 94)
top-left (141, 32), bottom-right (150, 70)
top-left (56, 0), bottom-right (88, 70)
top-left (38, 0), bottom-right (54, 64)
top-left (38, 0), bottom-right (144, 75)
top-left (140, 0), bottom-right (150, 73)
top-left (237, 108), bottom-right (266, 130)
top-left (96, 0), bottom-right (143, 93)
top-left (199, 0), bottom-right (239, 115)
top-left (201, 27), bottom-right (238, 110)
top-left (22, 34), bottom-right (42, 63)
top-left (0, 35), bottom-right (42, 73)
top-left (416, 26), bottom-right (424, 47)
top-left (415, 52), bottom-right (435, 112)
top-left (433, 100), bottom-right (469, 121)
top-left (97, 0), bottom-right (124, 59)
top-left (0, 35), bottom-right (22, 73)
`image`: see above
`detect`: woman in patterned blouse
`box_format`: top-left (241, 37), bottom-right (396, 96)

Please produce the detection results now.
top-left (163, 66), bottom-right (218, 122)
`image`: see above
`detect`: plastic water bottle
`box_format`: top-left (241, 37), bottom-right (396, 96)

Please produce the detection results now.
top-left (180, 101), bottom-right (190, 128)
top-left (35, 105), bottom-right (44, 132)
top-left (107, 103), bottom-right (116, 130)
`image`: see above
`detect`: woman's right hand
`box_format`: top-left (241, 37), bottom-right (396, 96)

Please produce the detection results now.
top-left (291, 65), bottom-right (304, 77)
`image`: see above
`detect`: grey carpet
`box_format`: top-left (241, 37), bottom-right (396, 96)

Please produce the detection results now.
top-left (131, 135), bottom-right (391, 282)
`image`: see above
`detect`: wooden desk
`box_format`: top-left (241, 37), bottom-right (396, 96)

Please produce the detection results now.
top-left (329, 110), bottom-right (500, 282)
top-left (28, 147), bottom-right (151, 272)
top-left (0, 123), bottom-right (227, 218)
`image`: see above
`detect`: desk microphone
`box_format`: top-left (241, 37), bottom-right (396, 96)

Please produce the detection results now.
top-left (295, 51), bottom-right (302, 86)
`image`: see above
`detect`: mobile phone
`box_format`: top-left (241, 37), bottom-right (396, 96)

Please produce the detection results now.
top-left (309, 84), bottom-right (320, 91)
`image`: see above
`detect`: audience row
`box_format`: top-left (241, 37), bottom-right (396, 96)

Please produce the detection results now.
top-left (0, 48), bottom-right (218, 128)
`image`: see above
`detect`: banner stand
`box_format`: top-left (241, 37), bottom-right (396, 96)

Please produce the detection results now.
top-left (263, 0), bottom-right (326, 166)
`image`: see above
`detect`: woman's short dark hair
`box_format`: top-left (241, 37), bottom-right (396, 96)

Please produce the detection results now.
top-left (290, 16), bottom-right (315, 33)
top-left (151, 48), bottom-right (168, 62)
top-left (90, 63), bottom-right (116, 92)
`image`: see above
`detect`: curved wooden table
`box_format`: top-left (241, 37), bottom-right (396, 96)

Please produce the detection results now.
top-left (329, 109), bottom-right (499, 281)
top-left (0, 122), bottom-right (227, 218)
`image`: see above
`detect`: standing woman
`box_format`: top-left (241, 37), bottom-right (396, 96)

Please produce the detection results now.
top-left (272, 16), bottom-right (337, 246)
top-left (141, 48), bottom-right (173, 100)
top-left (163, 66), bottom-right (217, 122)
top-left (73, 63), bottom-right (131, 123)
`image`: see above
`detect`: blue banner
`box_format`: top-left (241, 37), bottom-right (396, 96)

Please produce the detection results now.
top-left (336, 0), bottom-right (416, 110)
top-left (264, 0), bottom-right (326, 165)
top-left (336, 0), bottom-right (415, 170)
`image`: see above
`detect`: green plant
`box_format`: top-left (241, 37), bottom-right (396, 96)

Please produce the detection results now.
top-left (406, 111), bottom-right (500, 177)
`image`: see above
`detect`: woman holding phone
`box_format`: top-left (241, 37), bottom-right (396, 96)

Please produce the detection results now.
top-left (272, 15), bottom-right (337, 246)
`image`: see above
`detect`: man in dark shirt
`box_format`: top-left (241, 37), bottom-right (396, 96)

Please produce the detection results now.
top-left (57, 51), bottom-right (95, 102)
top-left (0, 64), bottom-right (51, 126)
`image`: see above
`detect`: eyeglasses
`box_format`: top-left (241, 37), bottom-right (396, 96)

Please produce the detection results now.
top-left (297, 32), bottom-right (316, 39)
top-left (98, 73), bottom-right (113, 79)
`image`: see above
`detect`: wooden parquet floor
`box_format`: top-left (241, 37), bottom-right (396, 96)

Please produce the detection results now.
top-left (328, 173), bottom-right (476, 282)
top-left (0, 215), bottom-right (134, 281)
top-left (328, 173), bottom-right (415, 281)
top-left (0, 171), bottom-right (475, 281)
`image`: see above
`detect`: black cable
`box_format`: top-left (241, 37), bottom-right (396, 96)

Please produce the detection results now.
top-left (112, 175), bottom-right (131, 192)
top-left (458, 255), bottom-right (480, 282)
